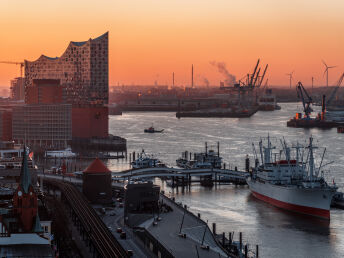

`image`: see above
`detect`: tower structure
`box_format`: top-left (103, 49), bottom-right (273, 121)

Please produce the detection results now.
top-left (24, 32), bottom-right (109, 105)
top-left (12, 149), bottom-right (39, 232)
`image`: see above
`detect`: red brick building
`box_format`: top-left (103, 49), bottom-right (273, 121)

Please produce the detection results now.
top-left (0, 109), bottom-right (13, 141)
top-left (82, 158), bottom-right (112, 204)
top-left (12, 152), bottom-right (39, 232)
top-left (25, 79), bottom-right (65, 104)
top-left (72, 106), bottom-right (108, 138)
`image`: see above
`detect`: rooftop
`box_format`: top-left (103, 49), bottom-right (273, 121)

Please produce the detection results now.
top-left (139, 195), bottom-right (227, 258)
top-left (83, 158), bottom-right (111, 174)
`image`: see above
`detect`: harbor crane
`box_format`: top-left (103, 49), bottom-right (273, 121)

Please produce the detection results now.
top-left (296, 81), bottom-right (313, 118)
top-left (234, 59), bottom-right (268, 90)
top-left (326, 72), bottom-right (344, 106)
top-left (0, 61), bottom-right (24, 77)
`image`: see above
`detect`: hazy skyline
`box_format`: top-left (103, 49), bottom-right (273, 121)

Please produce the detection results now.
top-left (1, 0), bottom-right (343, 89)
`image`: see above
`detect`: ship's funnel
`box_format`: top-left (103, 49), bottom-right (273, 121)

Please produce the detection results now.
top-left (321, 94), bottom-right (326, 120)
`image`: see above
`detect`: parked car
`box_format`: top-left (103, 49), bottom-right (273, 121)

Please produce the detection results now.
top-left (120, 231), bottom-right (126, 239)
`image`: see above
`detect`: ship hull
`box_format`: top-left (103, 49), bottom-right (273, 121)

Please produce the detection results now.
top-left (247, 179), bottom-right (335, 219)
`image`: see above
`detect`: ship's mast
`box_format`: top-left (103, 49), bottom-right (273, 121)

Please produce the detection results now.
top-left (263, 134), bottom-right (275, 164)
top-left (293, 141), bottom-right (302, 166)
top-left (308, 137), bottom-right (317, 181)
top-left (259, 139), bottom-right (264, 165)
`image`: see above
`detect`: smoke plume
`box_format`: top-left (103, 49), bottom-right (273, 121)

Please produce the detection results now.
top-left (210, 61), bottom-right (236, 86)
top-left (203, 78), bottom-right (210, 87)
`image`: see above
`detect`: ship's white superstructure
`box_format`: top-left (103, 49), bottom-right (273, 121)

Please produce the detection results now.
top-left (247, 136), bottom-right (337, 219)
top-left (45, 147), bottom-right (76, 158)
top-left (176, 146), bottom-right (222, 169)
top-left (131, 150), bottom-right (165, 169)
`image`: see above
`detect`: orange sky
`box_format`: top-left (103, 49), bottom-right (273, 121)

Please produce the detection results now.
top-left (1, 0), bottom-right (344, 91)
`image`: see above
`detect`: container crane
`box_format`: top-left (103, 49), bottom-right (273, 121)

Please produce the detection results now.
top-left (0, 61), bottom-right (24, 77)
top-left (296, 81), bottom-right (313, 118)
top-left (258, 64), bottom-right (268, 88)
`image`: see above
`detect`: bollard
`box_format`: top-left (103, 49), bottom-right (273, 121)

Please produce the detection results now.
top-left (198, 213), bottom-right (201, 218)
top-left (212, 223), bottom-right (216, 235)
top-left (245, 245), bottom-right (248, 258)
top-left (256, 245), bottom-right (259, 258)
top-left (222, 232), bottom-right (225, 246)
top-left (229, 232), bottom-right (232, 244)
top-left (239, 232), bottom-right (242, 250)
top-left (245, 155), bottom-right (250, 172)
top-left (235, 166), bottom-right (238, 171)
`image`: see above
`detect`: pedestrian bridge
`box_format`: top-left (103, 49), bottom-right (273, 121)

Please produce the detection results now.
top-left (112, 167), bottom-right (249, 181)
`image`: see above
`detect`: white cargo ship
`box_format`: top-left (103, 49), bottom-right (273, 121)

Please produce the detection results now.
top-left (247, 136), bottom-right (337, 219)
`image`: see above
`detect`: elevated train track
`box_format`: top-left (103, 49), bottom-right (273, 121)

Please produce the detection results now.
top-left (114, 167), bottom-right (248, 180)
top-left (43, 178), bottom-right (129, 258)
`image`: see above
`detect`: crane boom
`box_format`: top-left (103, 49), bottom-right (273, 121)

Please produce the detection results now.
top-left (296, 82), bottom-right (313, 118)
top-left (249, 59), bottom-right (260, 86)
top-left (253, 68), bottom-right (261, 87)
top-left (0, 61), bottom-right (24, 77)
top-left (326, 72), bottom-right (344, 106)
top-left (258, 64), bottom-right (268, 87)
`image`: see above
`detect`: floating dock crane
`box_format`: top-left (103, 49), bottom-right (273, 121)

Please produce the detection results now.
top-left (296, 81), bottom-right (313, 118)
top-left (326, 72), bottom-right (344, 106)
top-left (287, 81), bottom-right (340, 128)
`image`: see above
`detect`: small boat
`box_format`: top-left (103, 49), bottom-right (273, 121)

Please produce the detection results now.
top-left (337, 126), bottom-right (344, 133)
top-left (331, 191), bottom-right (344, 209)
top-left (144, 125), bottom-right (164, 133)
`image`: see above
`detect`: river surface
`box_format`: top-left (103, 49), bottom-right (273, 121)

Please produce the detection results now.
top-left (107, 103), bottom-right (344, 258)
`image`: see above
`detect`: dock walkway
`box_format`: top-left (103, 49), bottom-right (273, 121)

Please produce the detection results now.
top-left (139, 194), bottom-right (229, 258)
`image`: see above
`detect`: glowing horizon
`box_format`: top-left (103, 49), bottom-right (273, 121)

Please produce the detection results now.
top-left (1, 0), bottom-right (343, 90)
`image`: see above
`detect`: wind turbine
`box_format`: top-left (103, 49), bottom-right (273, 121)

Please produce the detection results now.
top-left (286, 71), bottom-right (294, 89)
top-left (322, 60), bottom-right (337, 87)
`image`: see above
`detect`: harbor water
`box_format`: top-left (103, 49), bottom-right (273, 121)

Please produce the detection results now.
top-left (108, 103), bottom-right (344, 258)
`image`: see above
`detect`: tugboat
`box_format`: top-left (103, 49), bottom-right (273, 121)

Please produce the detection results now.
top-left (131, 150), bottom-right (165, 169)
top-left (248, 135), bottom-right (337, 219)
top-left (144, 125), bottom-right (164, 133)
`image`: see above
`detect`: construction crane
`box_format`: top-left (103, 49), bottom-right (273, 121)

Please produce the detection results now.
top-left (326, 72), bottom-right (344, 106)
top-left (0, 61), bottom-right (24, 77)
top-left (296, 81), bottom-right (313, 118)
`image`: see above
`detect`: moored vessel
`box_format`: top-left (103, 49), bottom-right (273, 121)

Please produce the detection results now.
top-left (45, 147), bottom-right (77, 158)
top-left (258, 89), bottom-right (281, 111)
top-left (176, 142), bottom-right (222, 169)
top-left (131, 150), bottom-right (165, 169)
top-left (247, 135), bottom-right (337, 219)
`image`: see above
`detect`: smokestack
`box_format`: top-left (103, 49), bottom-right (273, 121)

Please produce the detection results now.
top-left (191, 64), bottom-right (194, 88)
top-left (321, 94), bottom-right (326, 120)
top-left (173, 72), bottom-right (175, 87)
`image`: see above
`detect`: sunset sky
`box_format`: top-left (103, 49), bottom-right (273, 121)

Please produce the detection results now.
top-left (1, 0), bottom-right (344, 90)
